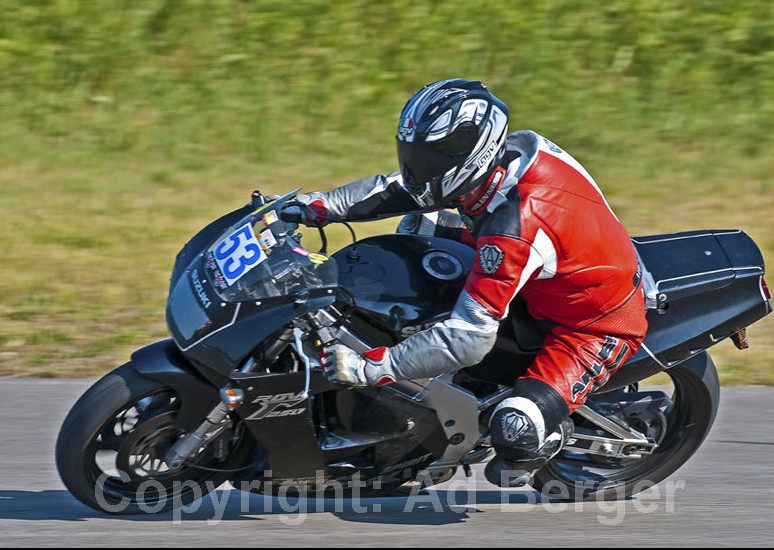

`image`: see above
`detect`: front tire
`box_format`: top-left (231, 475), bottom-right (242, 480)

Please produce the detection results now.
top-left (56, 363), bottom-right (254, 514)
top-left (532, 351), bottom-right (720, 501)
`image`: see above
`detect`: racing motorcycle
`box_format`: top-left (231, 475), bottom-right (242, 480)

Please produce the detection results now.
top-left (56, 189), bottom-right (772, 513)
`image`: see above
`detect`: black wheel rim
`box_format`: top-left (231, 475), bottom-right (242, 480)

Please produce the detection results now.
top-left (83, 388), bottom-right (233, 510)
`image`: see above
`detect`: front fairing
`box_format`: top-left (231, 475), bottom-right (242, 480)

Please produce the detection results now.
top-left (166, 191), bottom-right (337, 377)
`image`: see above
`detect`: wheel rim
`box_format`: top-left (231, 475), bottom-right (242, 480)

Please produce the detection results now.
top-left (83, 388), bottom-right (233, 510)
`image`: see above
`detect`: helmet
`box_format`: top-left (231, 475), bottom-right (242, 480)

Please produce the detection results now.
top-left (396, 79), bottom-right (509, 208)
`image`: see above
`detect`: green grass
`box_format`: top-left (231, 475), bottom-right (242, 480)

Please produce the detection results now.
top-left (0, 0), bottom-right (772, 382)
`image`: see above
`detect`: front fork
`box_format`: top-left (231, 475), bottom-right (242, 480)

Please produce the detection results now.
top-left (164, 387), bottom-right (245, 469)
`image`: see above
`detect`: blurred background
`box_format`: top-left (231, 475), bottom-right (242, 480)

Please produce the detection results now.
top-left (1, 0), bottom-right (772, 381)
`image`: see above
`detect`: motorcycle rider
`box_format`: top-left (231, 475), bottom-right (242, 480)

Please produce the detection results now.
top-left (282, 79), bottom-right (648, 488)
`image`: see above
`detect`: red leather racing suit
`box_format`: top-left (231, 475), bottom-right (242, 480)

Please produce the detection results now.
top-left (301, 130), bottom-right (647, 412)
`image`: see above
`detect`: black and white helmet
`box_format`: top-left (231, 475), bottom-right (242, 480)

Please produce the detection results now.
top-left (396, 79), bottom-right (509, 208)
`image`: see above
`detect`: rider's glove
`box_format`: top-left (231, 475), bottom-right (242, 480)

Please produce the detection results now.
top-left (321, 344), bottom-right (397, 388)
top-left (280, 200), bottom-right (329, 227)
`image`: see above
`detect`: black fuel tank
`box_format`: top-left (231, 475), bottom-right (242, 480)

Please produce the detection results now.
top-left (333, 235), bottom-right (475, 340)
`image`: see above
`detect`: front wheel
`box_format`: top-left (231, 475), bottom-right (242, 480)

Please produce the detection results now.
top-left (56, 363), bottom-right (255, 514)
top-left (532, 351), bottom-right (720, 501)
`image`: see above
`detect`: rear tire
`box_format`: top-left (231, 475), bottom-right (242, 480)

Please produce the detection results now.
top-left (56, 363), bottom-right (255, 514)
top-left (532, 351), bottom-right (720, 501)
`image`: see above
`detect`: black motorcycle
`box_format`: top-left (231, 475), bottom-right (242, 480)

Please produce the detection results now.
top-left (56, 190), bottom-right (772, 513)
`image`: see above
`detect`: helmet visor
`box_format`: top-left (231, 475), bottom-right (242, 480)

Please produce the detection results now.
top-left (397, 122), bottom-right (480, 199)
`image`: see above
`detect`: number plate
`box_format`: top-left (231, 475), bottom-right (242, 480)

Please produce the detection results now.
top-left (213, 223), bottom-right (268, 286)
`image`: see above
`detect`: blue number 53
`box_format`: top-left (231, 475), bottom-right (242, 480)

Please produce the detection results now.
top-left (214, 224), bottom-right (264, 282)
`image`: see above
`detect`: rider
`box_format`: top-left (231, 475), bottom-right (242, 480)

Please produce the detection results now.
top-left (283, 79), bottom-right (648, 488)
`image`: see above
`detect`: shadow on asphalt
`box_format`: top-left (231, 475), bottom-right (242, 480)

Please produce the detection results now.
top-left (0, 488), bottom-right (543, 524)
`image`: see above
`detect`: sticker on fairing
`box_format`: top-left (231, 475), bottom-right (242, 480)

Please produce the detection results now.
top-left (259, 229), bottom-right (277, 250)
top-left (291, 246), bottom-right (309, 257)
top-left (262, 211), bottom-right (279, 226)
top-left (205, 252), bottom-right (229, 289)
top-left (308, 253), bottom-right (328, 265)
top-left (213, 223), bottom-right (268, 286)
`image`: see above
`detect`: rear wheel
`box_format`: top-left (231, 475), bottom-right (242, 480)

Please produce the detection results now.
top-left (533, 351), bottom-right (720, 501)
top-left (56, 363), bottom-right (256, 514)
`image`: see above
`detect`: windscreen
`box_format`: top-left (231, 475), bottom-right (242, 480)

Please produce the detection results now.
top-left (202, 196), bottom-right (338, 301)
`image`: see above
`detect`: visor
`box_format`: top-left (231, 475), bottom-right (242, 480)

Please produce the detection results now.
top-left (397, 122), bottom-right (480, 195)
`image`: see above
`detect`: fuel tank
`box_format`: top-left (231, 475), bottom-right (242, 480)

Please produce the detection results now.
top-left (333, 235), bottom-right (475, 343)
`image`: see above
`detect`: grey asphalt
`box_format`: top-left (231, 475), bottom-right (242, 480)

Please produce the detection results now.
top-left (0, 378), bottom-right (772, 547)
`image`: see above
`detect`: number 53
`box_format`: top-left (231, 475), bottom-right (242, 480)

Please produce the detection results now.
top-left (214, 223), bottom-right (266, 284)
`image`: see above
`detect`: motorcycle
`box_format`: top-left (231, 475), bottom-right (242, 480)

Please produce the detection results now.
top-left (56, 189), bottom-right (772, 513)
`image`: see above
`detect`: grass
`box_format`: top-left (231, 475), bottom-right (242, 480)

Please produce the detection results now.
top-left (1, 139), bottom-right (770, 383)
top-left (0, 0), bottom-right (772, 383)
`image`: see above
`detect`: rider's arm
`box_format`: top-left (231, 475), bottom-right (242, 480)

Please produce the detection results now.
top-left (324, 212), bottom-right (545, 385)
top-left (299, 172), bottom-right (424, 223)
top-left (323, 288), bottom-right (502, 387)
top-left (382, 233), bottom-right (538, 381)
top-left (385, 289), bottom-right (501, 380)
top-left (397, 211), bottom-right (476, 246)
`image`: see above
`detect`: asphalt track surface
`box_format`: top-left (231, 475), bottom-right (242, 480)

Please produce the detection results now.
top-left (0, 378), bottom-right (772, 547)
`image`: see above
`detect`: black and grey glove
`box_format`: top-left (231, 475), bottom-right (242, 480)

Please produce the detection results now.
top-left (280, 199), bottom-right (329, 227)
